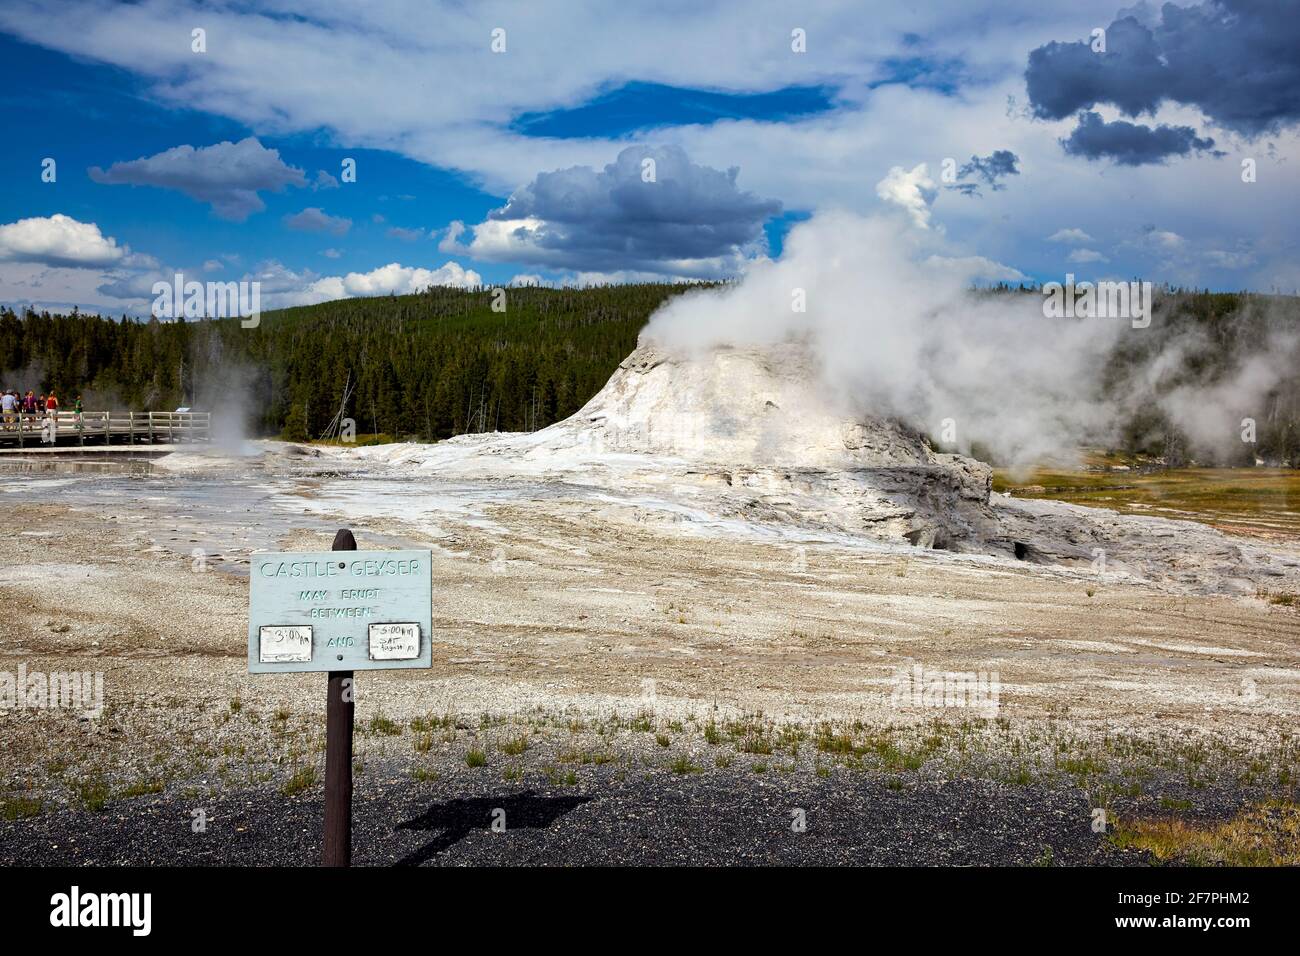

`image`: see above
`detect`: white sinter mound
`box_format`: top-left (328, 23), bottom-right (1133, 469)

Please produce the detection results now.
top-left (561, 343), bottom-right (935, 468)
top-left (335, 343), bottom-right (998, 550)
top-left (328, 341), bottom-right (1300, 595)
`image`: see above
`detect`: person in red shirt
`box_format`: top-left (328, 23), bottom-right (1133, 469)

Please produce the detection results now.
top-left (45, 391), bottom-right (59, 424)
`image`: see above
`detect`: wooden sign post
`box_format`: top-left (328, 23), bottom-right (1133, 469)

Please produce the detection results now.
top-left (323, 529), bottom-right (355, 867)
top-left (247, 529), bottom-right (433, 867)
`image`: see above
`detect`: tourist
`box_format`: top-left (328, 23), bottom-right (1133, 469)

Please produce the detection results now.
top-left (45, 391), bottom-right (59, 427)
top-left (0, 389), bottom-right (15, 431)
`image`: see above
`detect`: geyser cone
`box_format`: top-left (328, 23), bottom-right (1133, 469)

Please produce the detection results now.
top-left (542, 342), bottom-right (996, 548)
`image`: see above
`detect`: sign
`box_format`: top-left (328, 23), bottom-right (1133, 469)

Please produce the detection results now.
top-left (248, 549), bottom-right (433, 673)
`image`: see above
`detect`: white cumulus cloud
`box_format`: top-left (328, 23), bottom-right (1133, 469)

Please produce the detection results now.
top-left (0, 214), bottom-right (128, 268)
top-left (1067, 248), bottom-right (1110, 263)
top-left (1047, 228), bottom-right (1093, 243)
top-left (255, 260), bottom-right (482, 309)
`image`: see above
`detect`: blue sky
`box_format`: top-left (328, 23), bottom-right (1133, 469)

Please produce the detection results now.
top-left (1, 0), bottom-right (1297, 316)
top-left (0, 32), bottom-right (510, 306)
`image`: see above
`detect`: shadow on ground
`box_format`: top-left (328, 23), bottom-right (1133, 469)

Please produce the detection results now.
top-left (394, 790), bottom-right (594, 866)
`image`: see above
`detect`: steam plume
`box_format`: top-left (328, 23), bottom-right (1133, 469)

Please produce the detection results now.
top-left (642, 211), bottom-right (1295, 468)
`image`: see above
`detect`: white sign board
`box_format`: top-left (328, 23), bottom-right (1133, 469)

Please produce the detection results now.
top-left (248, 549), bottom-right (433, 673)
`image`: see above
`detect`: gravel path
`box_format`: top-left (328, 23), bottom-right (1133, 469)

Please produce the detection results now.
top-left (1, 760), bottom-right (1149, 867)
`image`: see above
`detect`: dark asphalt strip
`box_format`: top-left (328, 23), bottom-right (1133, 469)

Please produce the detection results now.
top-left (0, 766), bottom-right (1152, 866)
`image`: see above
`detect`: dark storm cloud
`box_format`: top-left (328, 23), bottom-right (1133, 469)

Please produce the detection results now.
top-left (88, 138), bottom-right (306, 221)
top-left (486, 145), bottom-right (781, 273)
top-left (947, 149), bottom-right (1020, 197)
top-left (1026, 1), bottom-right (1300, 163)
top-left (1062, 110), bottom-right (1220, 165)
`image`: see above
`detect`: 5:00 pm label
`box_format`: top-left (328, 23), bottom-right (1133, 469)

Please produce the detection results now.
top-left (368, 623), bottom-right (420, 660)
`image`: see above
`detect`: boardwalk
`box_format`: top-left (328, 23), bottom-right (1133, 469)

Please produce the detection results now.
top-left (0, 410), bottom-right (210, 448)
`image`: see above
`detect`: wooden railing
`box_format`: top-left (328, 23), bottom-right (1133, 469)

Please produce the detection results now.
top-left (0, 410), bottom-right (211, 447)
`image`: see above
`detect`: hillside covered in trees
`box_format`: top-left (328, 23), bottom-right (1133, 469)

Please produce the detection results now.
top-left (1, 284), bottom-right (1297, 466)
top-left (0, 284), bottom-right (702, 441)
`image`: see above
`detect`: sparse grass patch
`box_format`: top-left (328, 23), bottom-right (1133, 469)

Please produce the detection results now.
top-left (871, 737), bottom-right (936, 773)
top-left (630, 713), bottom-right (655, 733)
top-left (313, 433), bottom-right (397, 448)
top-left (410, 713), bottom-right (456, 733)
top-left (368, 714), bottom-right (403, 736)
top-left (119, 779), bottom-right (165, 799)
top-left (1110, 801), bottom-right (1300, 866)
top-left (1003, 764), bottom-right (1034, 787)
top-left (559, 748), bottom-right (614, 766)
top-left (995, 465), bottom-right (1300, 539)
top-left (1057, 754), bottom-right (1106, 780)
top-left (669, 755), bottom-right (701, 774)
top-left (465, 748), bottom-right (488, 768)
top-left (544, 766), bottom-right (578, 786)
top-left (815, 729), bottom-right (856, 755)
top-left (281, 766), bottom-right (318, 797)
top-left (74, 777), bottom-right (111, 812)
top-left (502, 735), bottom-right (529, 756)
top-left (777, 724), bottom-right (806, 753)
top-left (1, 794), bottom-right (43, 821)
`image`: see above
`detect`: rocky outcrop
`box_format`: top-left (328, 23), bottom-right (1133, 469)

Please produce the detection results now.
top-left (993, 494), bottom-right (1300, 594)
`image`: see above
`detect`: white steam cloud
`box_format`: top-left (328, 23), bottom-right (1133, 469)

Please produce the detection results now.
top-left (641, 211), bottom-right (1295, 469)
